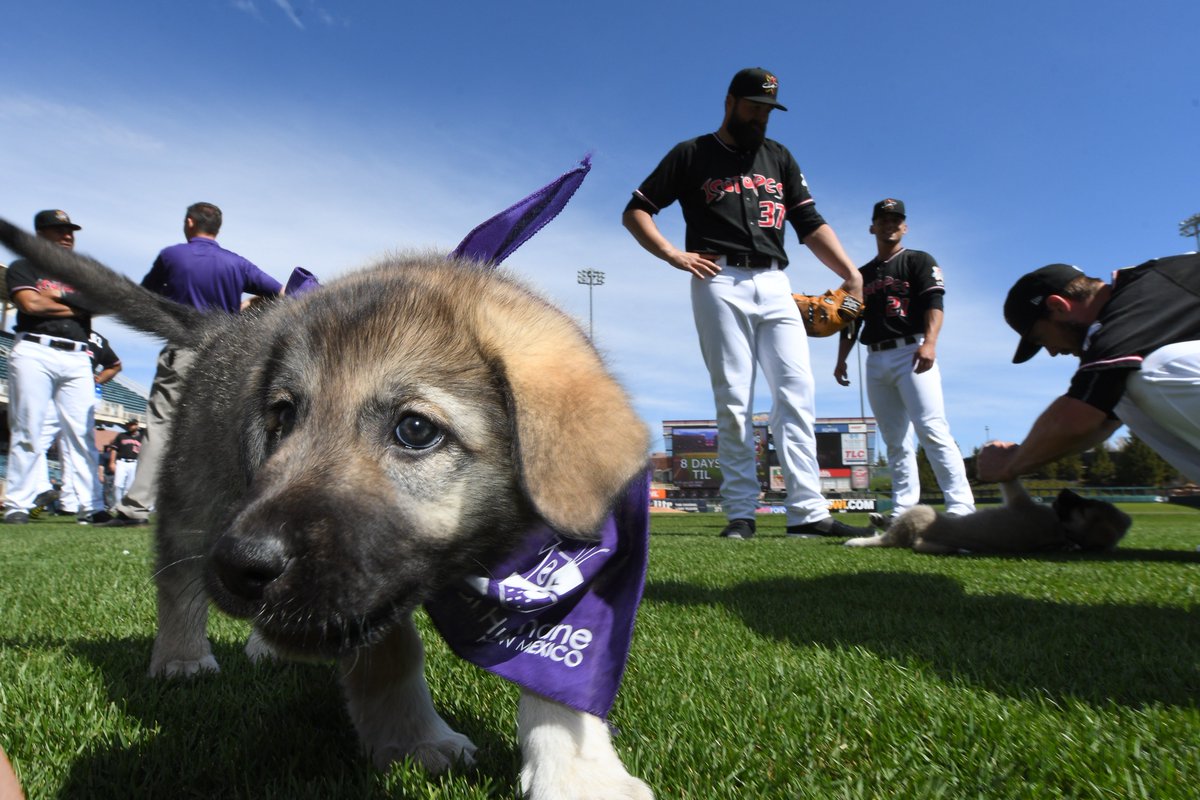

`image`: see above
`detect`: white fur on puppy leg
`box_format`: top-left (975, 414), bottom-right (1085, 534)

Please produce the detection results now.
top-left (340, 615), bottom-right (476, 774)
top-left (843, 533), bottom-right (888, 547)
top-left (244, 628), bottom-right (280, 664)
top-left (149, 580), bottom-right (220, 677)
top-left (518, 691), bottom-right (653, 800)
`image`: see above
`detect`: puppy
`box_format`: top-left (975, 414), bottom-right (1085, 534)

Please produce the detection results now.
top-left (0, 220), bottom-right (654, 800)
top-left (845, 481), bottom-right (1131, 555)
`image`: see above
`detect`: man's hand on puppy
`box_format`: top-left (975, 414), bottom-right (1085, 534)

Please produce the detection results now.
top-left (977, 441), bottom-right (1019, 483)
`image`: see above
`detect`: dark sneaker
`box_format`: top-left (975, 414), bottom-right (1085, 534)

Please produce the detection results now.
top-left (95, 510), bottom-right (149, 527)
top-left (77, 510), bottom-right (114, 525)
top-left (28, 489), bottom-right (61, 519)
top-left (787, 518), bottom-right (873, 538)
top-left (719, 518), bottom-right (756, 540)
top-left (4, 512), bottom-right (30, 525)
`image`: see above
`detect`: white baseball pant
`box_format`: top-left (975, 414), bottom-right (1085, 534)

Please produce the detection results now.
top-left (113, 459), bottom-right (138, 503)
top-left (1113, 340), bottom-right (1200, 483)
top-left (5, 338), bottom-right (97, 515)
top-left (35, 389), bottom-right (105, 513)
top-left (691, 265), bottom-right (829, 525)
top-left (866, 338), bottom-right (975, 516)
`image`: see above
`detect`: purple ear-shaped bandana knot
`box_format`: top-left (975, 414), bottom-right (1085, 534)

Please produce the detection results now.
top-left (284, 266), bottom-right (321, 296)
top-left (451, 155), bottom-right (592, 267)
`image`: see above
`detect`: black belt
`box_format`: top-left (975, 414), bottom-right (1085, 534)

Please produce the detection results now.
top-left (868, 335), bottom-right (919, 352)
top-left (706, 253), bottom-right (778, 268)
top-left (118, 458), bottom-right (138, 462)
top-left (19, 334), bottom-right (89, 352)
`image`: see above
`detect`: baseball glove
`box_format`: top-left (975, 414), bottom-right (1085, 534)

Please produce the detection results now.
top-left (793, 288), bottom-right (863, 337)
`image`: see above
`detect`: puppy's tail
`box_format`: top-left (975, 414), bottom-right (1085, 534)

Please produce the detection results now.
top-left (0, 218), bottom-right (205, 346)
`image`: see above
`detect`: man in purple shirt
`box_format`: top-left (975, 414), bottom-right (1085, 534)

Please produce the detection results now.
top-left (102, 202), bottom-right (282, 526)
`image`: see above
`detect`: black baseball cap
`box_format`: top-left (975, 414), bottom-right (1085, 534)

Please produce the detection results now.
top-left (1003, 263), bottom-right (1085, 363)
top-left (728, 68), bottom-right (787, 111)
top-left (872, 198), bottom-right (906, 219)
top-left (34, 209), bottom-right (81, 231)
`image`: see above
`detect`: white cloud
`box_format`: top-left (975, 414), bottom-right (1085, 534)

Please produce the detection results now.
top-left (272, 0), bottom-right (304, 29)
top-left (228, 0), bottom-right (261, 20)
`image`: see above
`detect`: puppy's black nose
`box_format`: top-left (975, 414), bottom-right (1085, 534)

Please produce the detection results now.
top-left (210, 535), bottom-right (289, 603)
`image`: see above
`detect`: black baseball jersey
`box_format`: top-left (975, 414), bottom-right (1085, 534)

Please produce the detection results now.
top-left (1068, 253), bottom-right (1200, 415)
top-left (845, 248), bottom-right (945, 345)
top-left (86, 331), bottom-right (120, 374)
top-left (112, 429), bottom-right (143, 461)
top-left (6, 257), bottom-right (91, 341)
top-left (627, 134), bottom-right (826, 266)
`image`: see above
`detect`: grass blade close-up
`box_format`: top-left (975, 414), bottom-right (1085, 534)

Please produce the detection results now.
top-left (1, 507), bottom-right (1197, 799)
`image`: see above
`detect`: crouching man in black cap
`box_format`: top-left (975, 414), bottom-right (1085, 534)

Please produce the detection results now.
top-left (978, 254), bottom-right (1200, 484)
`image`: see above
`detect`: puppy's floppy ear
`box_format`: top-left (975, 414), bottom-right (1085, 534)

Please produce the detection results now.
top-left (479, 281), bottom-right (649, 538)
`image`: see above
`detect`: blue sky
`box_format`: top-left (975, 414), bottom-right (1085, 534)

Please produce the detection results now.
top-left (2, 0), bottom-right (1197, 455)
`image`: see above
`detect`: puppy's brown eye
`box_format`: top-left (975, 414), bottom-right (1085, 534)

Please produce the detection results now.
top-left (394, 414), bottom-right (444, 450)
top-left (267, 401), bottom-right (297, 438)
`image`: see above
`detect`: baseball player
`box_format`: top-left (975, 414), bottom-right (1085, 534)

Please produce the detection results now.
top-left (108, 419), bottom-right (143, 504)
top-left (979, 254), bottom-right (1200, 484)
top-left (33, 329), bottom-right (122, 517)
top-left (623, 67), bottom-right (869, 540)
top-left (834, 199), bottom-right (975, 520)
top-left (3, 210), bottom-right (104, 524)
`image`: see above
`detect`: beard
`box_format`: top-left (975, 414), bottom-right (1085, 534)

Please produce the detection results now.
top-left (726, 117), bottom-right (766, 150)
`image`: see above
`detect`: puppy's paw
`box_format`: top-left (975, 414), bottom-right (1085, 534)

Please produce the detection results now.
top-left (844, 534), bottom-right (886, 547)
top-left (371, 730), bottom-right (478, 774)
top-left (150, 654), bottom-right (220, 678)
top-left (520, 760), bottom-right (654, 800)
top-left (519, 695), bottom-right (652, 800)
top-left (244, 629), bottom-right (280, 664)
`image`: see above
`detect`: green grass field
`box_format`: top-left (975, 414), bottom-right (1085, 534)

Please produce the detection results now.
top-left (1, 507), bottom-right (1197, 799)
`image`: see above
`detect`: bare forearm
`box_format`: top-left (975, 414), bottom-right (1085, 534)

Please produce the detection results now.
top-left (978, 396), bottom-right (1120, 482)
top-left (923, 308), bottom-right (943, 348)
top-left (622, 208), bottom-right (719, 279)
top-left (13, 290), bottom-right (82, 318)
top-left (833, 331), bottom-right (857, 386)
top-left (622, 209), bottom-right (677, 263)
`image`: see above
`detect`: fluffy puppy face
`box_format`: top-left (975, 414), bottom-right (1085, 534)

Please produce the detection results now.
top-left (1053, 489), bottom-right (1132, 551)
top-left (204, 260), bottom-right (648, 657)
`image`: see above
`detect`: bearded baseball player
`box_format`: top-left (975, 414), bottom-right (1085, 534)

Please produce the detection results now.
top-left (623, 67), bottom-right (870, 540)
top-left (834, 199), bottom-right (975, 521)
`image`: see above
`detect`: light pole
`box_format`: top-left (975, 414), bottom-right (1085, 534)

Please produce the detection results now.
top-left (1180, 213), bottom-right (1200, 251)
top-left (576, 269), bottom-right (605, 340)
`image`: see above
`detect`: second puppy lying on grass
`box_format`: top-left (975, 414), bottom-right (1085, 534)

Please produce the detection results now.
top-left (845, 481), bottom-right (1131, 555)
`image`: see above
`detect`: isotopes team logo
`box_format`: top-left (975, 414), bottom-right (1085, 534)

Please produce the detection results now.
top-left (473, 537), bottom-right (612, 613)
top-left (762, 73), bottom-right (779, 96)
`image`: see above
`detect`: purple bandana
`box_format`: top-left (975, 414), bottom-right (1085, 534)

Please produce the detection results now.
top-left (284, 266), bottom-right (320, 296)
top-left (427, 157), bottom-right (647, 717)
top-left (426, 472), bottom-right (649, 718)
top-left (450, 155), bottom-right (592, 265)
